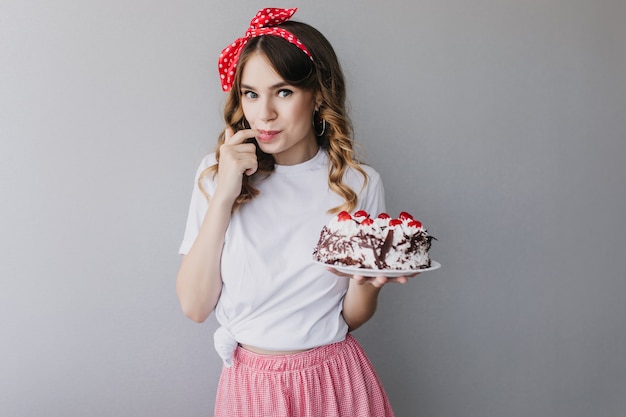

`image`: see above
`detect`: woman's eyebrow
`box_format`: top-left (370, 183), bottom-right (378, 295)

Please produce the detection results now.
top-left (240, 82), bottom-right (291, 91)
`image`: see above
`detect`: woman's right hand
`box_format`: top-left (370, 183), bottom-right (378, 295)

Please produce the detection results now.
top-left (214, 127), bottom-right (259, 203)
top-left (176, 126), bottom-right (259, 323)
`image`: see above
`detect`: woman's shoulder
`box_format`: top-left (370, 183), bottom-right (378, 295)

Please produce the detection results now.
top-left (319, 149), bottom-right (380, 180)
top-left (191, 152), bottom-right (218, 192)
top-left (358, 162), bottom-right (381, 178)
top-left (342, 158), bottom-right (382, 186)
top-left (197, 152), bottom-right (218, 170)
top-left (191, 152), bottom-right (217, 177)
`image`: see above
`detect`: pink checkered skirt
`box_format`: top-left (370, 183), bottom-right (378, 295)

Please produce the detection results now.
top-left (214, 334), bottom-right (394, 417)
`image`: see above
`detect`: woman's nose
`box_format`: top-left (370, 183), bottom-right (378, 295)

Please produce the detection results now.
top-left (257, 98), bottom-right (277, 122)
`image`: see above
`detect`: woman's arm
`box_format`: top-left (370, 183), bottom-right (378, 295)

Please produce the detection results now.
top-left (175, 195), bottom-right (233, 322)
top-left (341, 274), bottom-right (414, 331)
top-left (341, 279), bottom-right (383, 331)
top-left (175, 128), bottom-right (258, 323)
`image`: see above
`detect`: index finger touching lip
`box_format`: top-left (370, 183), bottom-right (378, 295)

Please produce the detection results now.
top-left (225, 127), bottom-right (258, 145)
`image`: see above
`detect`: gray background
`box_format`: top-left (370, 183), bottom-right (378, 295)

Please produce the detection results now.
top-left (1, 0), bottom-right (625, 416)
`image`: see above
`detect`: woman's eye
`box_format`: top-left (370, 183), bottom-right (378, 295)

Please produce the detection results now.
top-left (243, 91), bottom-right (258, 99)
top-left (277, 89), bottom-right (293, 98)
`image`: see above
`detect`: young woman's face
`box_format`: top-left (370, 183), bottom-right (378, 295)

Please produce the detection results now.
top-left (240, 53), bottom-right (320, 165)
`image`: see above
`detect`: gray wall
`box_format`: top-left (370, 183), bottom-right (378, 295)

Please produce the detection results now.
top-left (1, 0), bottom-right (625, 416)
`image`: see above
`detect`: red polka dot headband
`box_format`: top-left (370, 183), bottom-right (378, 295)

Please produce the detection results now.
top-left (218, 8), bottom-right (313, 92)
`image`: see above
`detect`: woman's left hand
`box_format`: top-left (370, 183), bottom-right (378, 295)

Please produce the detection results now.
top-left (326, 267), bottom-right (420, 288)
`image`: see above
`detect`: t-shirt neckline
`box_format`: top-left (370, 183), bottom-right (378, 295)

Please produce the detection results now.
top-left (273, 148), bottom-right (326, 174)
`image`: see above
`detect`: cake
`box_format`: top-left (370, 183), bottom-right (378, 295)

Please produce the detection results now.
top-left (313, 210), bottom-right (434, 270)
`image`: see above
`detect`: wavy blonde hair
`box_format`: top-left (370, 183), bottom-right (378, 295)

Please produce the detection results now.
top-left (201, 20), bottom-right (367, 213)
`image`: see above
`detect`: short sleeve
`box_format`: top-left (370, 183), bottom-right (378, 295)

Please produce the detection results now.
top-left (178, 153), bottom-right (218, 255)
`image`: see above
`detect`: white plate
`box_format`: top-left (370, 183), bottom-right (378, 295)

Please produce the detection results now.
top-left (314, 260), bottom-right (441, 277)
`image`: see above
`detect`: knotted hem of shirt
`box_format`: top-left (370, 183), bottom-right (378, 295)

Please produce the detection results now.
top-left (213, 326), bottom-right (238, 367)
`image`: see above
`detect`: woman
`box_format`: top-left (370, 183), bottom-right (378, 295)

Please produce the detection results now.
top-left (177, 8), bottom-right (413, 416)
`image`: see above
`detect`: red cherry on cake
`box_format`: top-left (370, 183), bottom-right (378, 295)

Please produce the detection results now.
top-left (408, 220), bottom-right (423, 228)
top-left (337, 211), bottom-right (353, 221)
top-left (353, 210), bottom-right (369, 218)
top-left (399, 211), bottom-right (414, 221)
top-left (377, 213), bottom-right (391, 219)
top-left (361, 217), bottom-right (374, 226)
top-left (389, 219), bottom-right (403, 227)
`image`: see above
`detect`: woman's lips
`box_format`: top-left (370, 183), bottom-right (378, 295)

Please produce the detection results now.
top-left (257, 130), bottom-right (281, 143)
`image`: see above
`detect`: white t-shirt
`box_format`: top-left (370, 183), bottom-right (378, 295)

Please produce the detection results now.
top-left (179, 148), bottom-right (385, 365)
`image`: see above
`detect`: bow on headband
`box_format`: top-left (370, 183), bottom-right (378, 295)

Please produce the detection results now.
top-left (218, 8), bottom-right (313, 92)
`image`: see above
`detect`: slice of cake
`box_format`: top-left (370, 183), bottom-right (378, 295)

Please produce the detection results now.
top-left (313, 210), bottom-right (434, 270)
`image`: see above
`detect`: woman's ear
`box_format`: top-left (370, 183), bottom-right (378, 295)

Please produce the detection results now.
top-left (315, 93), bottom-right (323, 111)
